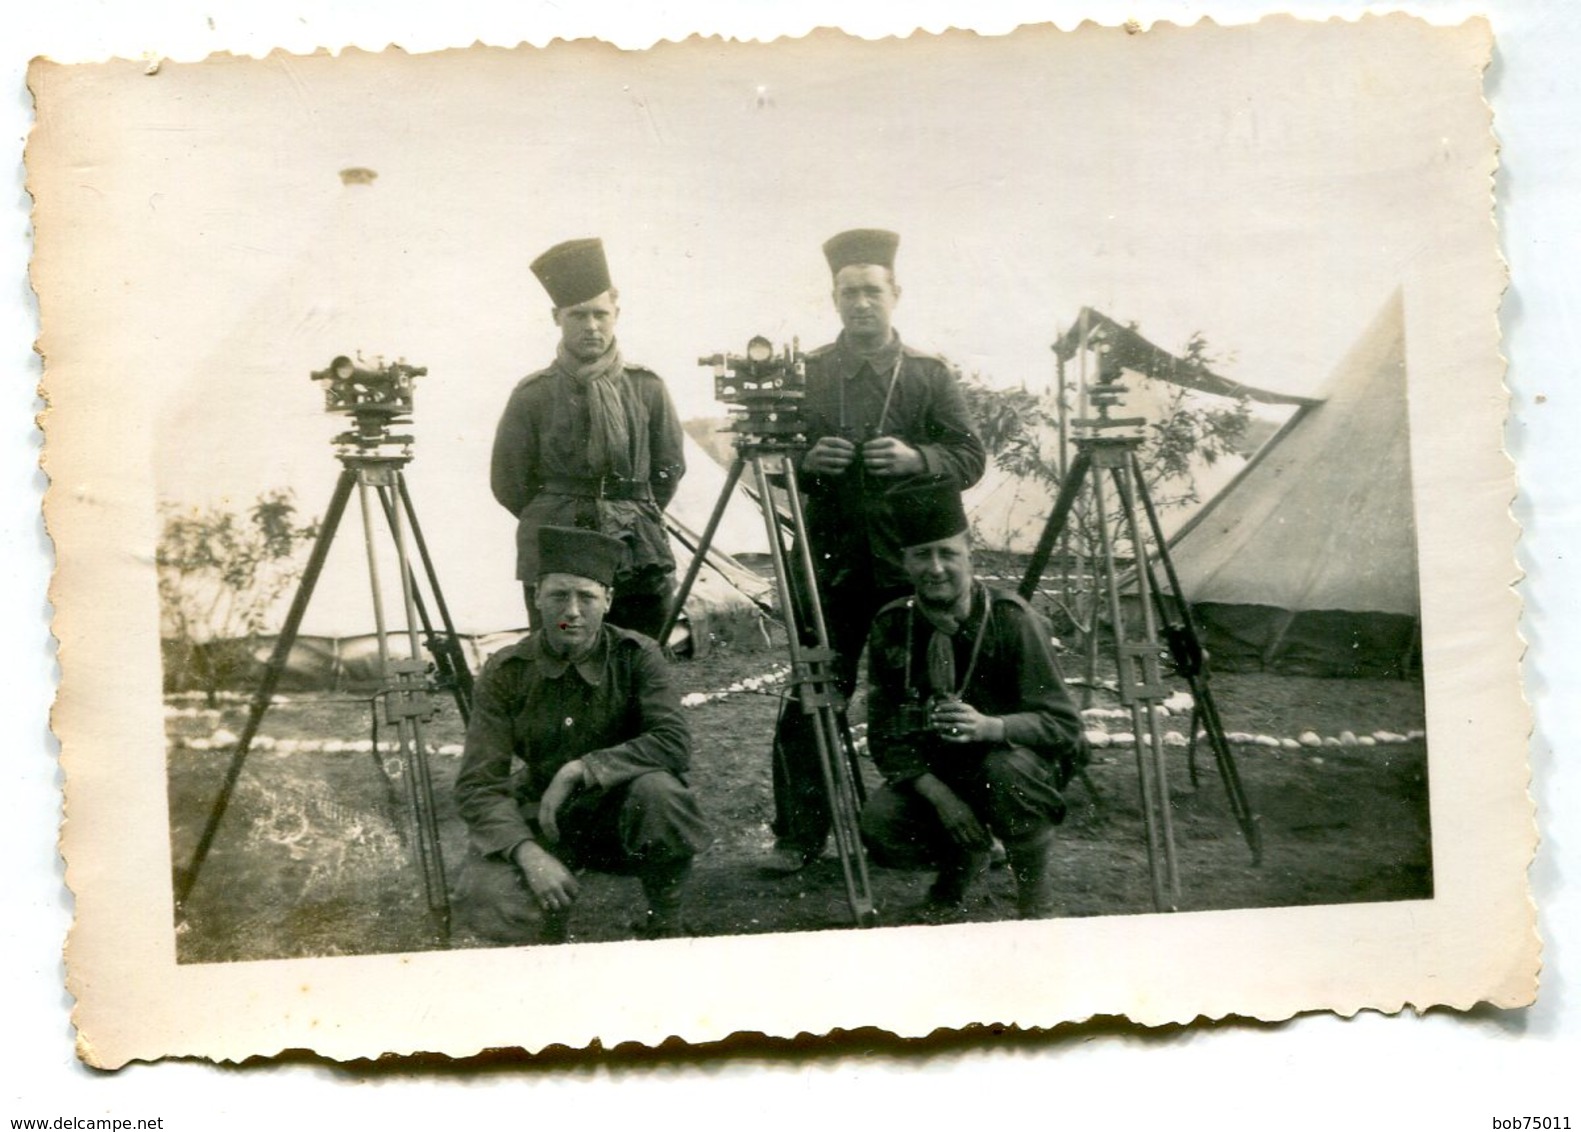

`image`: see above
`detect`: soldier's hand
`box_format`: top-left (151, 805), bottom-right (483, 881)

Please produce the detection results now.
top-left (861, 435), bottom-right (925, 477)
top-left (537, 759), bottom-right (588, 845)
top-left (914, 773), bottom-right (991, 850)
top-left (930, 700), bottom-right (1006, 744)
top-left (803, 436), bottom-right (857, 475)
top-left (513, 840), bottom-right (581, 912)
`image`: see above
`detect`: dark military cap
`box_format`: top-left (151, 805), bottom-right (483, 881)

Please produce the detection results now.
top-left (531, 237), bottom-right (614, 308)
top-left (889, 478), bottom-right (970, 549)
top-left (823, 228), bottom-right (900, 275)
top-left (535, 525), bottom-right (625, 587)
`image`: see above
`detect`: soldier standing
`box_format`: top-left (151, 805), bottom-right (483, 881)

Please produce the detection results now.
top-left (491, 237), bottom-right (686, 640)
top-left (769, 228), bottom-right (987, 870)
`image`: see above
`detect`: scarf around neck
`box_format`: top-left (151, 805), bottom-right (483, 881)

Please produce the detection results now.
top-left (555, 341), bottom-right (639, 480)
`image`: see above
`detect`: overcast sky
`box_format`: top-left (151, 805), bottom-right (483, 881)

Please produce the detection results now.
top-left (27, 17), bottom-right (1492, 624)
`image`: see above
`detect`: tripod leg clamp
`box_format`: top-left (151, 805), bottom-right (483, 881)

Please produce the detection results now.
top-left (788, 649), bottom-right (847, 712)
top-left (382, 658), bottom-right (435, 722)
top-left (1115, 644), bottom-right (1170, 704)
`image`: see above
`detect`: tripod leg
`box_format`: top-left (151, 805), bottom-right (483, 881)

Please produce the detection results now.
top-left (373, 487), bottom-right (445, 665)
top-left (358, 477), bottom-right (394, 664)
top-left (1089, 466), bottom-right (1170, 912)
top-left (836, 713), bottom-right (868, 807)
top-left (1019, 447), bottom-right (1093, 600)
top-left (1109, 460), bottom-right (1181, 908)
top-left (357, 473), bottom-right (450, 943)
top-left (1125, 450), bottom-right (1261, 862)
top-left (1187, 705), bottom-right (1204, 789)
top-left (374, 480), bottom-right (473, 724)
top-left (779, 459), bottom-right (878, 923)
top-left (381, 473), bottom-right (453, 943)
top-left (753, 455), bottom-right (877, 926)
top-left (657, 454), bottom-right (748, 648)
top-left (395, 475), bottom-right (475, 721)
top-left (1191, 679), bottom-right (1264, 864)
top-left (1082, 557), bottom-right (1102, 705)
top-left (176, 467), bottom-right (357, 908)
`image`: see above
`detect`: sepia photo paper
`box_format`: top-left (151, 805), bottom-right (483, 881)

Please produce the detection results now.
top-left (32, 16), bottom-right (1533, 1067)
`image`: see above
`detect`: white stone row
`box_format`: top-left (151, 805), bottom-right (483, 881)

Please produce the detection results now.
top-left (164, 705), bottom-right (226, 719)
top-left (1084, 705), bottom-right (1180, 721)
top-left (172, 733), bottom-right (468, 757)
top-left (165, 690), bottom-right (259, 705)
top-left (1083, 726), bottom-right (1425, 751)
top-left (176, 722), bottom-right (1423, 761)
top-left (169, 666), bottom-right (800, 755)
top-left (679, 665), bottom-right (792, 709)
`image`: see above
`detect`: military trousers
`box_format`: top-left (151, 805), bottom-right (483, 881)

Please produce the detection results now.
top-left (452, 769), bottom-right (707, 944)
top-left (859, 746), bottom-right (1067, 872)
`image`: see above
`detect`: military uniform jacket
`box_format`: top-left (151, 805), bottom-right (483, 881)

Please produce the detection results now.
top-left (866, 584), bottom-right (1088, 788)
top-left (453, 625), bottom-right (691, 859)
top-left (490, 361), bottom-right (685, 583)
top-left (799, 333), bottom-right (986, 592)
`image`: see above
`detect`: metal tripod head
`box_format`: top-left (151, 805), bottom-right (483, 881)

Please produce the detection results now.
top-left (1071, 323), bottom-right (1150, 442)
top-left (700, 336), bottom-right (810, 456)
top-left (310, 353), bottom-right (429, 461)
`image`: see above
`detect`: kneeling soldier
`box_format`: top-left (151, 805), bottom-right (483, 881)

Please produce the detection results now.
top-left (861, 481), bottom-right (1088, 919)
top-left (452, 526), bottom-right (709, 943)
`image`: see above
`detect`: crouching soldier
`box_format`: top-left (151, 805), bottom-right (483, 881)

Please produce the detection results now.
top-left (452, 526), bottom-right (709, 943)
top-left (861, 481), bottom-right (1088, 920)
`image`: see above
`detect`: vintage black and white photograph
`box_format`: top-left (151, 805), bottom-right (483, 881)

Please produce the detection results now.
top-left (33, 16), bottom-right (1529, 1064)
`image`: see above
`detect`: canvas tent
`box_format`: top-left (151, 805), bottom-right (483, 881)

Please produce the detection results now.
top-left (1163, 291), bottom-right (1419, 677)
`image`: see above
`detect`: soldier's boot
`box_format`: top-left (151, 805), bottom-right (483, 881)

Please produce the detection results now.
top-left (765, 839), bottom-right (825, 875)
top-left (926, 849), bottom-right (991, 912)
top-left (1005, 830), bottom-right (1059, 920)
top-left (540, 906), bottom-right (571, 944)
top-left (636, 858), bottom-right (693, 939)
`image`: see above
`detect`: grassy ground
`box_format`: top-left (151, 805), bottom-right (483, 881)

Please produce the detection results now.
top-left (166, 648), bottom-right (1431, 964)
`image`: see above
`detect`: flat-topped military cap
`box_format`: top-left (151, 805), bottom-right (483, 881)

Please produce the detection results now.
top-left (531, 237), bottom-right (614, 308)
top-left (888, 477), bottom-right (969, 549)
top-left (535, 525), bottom-right (625, 587)
top-left (823, 228), bottom-right (900, 275)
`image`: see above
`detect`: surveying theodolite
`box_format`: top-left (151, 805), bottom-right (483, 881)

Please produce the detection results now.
top-left (1017, 321), bottom-right (1262, 913)
top-left (657, 336), bottom-right (879, 927)
top-left (174, 355), bottom-right (468, 945)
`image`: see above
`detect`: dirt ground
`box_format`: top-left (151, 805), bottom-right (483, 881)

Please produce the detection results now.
top-left (166, 644), bottom-right (1431, 964)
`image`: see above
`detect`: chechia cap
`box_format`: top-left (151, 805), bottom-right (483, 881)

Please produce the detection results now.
top-left (888, 478), bottom-right (970, 549)
top-left (823, 228), bottom-right (900, 275)
top-left (531, 237), bottom-right (614, 308)
top-left (535, 525), bottom-right (625, 587)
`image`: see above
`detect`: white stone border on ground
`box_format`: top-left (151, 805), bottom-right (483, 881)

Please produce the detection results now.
top-left (163, 680), bottom-right (1424, 759)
